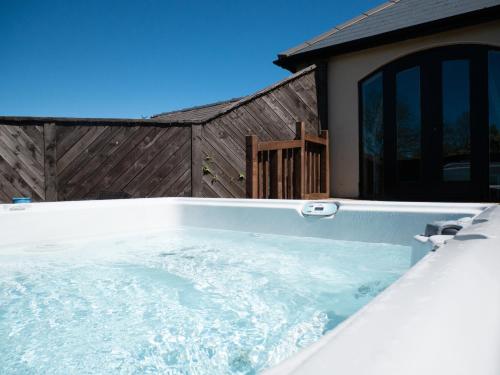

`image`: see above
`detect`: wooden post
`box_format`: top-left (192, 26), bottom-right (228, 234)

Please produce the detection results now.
top-left (43, 122), bottom-right (58, 201)
top-left (320, 129), bottom-right (330, 196)
top-left (246, 135), bottom-right (258, 198)
top-left (288, 150), bottom-right (293, 198)
top-left (262, 151), bottom-right (268, 198)
top-left (294, 122), bottom-right (305, 199)
top-left (270, 149), bottom-right (283, 199)
top-left (191, 125), bottom-right (202, 197)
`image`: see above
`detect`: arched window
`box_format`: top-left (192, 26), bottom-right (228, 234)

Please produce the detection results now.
top-left (360, 45), bottom-right (500, 202)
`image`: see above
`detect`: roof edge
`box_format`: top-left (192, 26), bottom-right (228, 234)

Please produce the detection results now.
top-left (278, 0), bottom-right (399, 58)
top-left (0, 115), bottom-right (196, 125)
top-left (275, 4), bottom-right (500, 71)
top-left (150, 97), bottom-right (242, 119)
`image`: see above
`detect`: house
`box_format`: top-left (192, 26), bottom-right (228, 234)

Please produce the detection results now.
top-left (2, 0), bottom-right (499, 203)
top-left (275, 0), bottom-right (500, 202)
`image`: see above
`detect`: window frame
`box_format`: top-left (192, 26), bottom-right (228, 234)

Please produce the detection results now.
top-left (358, 44), bottom-right (500, 201)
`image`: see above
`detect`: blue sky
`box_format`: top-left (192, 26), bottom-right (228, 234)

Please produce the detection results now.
top-left (0, 0), bottom-right (381, 118)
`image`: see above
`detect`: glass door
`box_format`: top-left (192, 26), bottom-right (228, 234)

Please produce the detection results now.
top-left (360, 45), bottom-right (497, 201)
top-left (386, 47), bottom-right (483, 201)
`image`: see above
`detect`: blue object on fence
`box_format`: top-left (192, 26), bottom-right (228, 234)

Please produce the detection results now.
top-left (12, 197), bottom-right (32, 204)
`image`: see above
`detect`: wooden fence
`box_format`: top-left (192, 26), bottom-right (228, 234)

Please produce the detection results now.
top-left (246, 122), bottom-right (329, 199)
top-left (0, 120), bottom-right (192, 202)
top-left (198, 65), bottom-right (324, 199)
top-left (0, 65), bottom-right (328, 202)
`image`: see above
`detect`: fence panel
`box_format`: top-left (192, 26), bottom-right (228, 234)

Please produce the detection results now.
top-left (0, 122), bottom-right (192, 203)
top-left (0, 123), bottom-right (46, 202)
top-left (56, 124), bottom-right (192, 200)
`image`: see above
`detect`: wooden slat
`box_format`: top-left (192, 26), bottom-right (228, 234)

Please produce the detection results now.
top-left (43, 123), bottom-right (58, 201)
top-left (289, 78), bottom-right (319, 116)
top-left (315, 149), bottom-right (319, 192)
top-left (174, 168), bottom-right (192, 197)
top-left (140, 139), bottom-right (191, 197)
top-left (320, 130), bottom-right (330, 195)
top-left (308, 146), bottom-right (313, 194)
top-left (149, 151), bottom-right (191, 197)
top-left (56, 126), bottom-right (91, 160)
top-left (282, 149), bottom-right (288, 199)
top-left (246, 135), bottom-right (258, 198)
top-left (303, 193), bottom-right (329, 200)
top-left (258, 140), bottom-right (302, 151)
top-left (271, 87), bottom-right (316, 127)
top-left (288, 149), bottom-right (294, 199)
top-left (203, 123), bottom-right (245, 171)
top-left (312, 150), bottom-right (317, 193)
top-left (0, 126), bottom-right (44, 182)
top-left (57, 125), bottom-right (107, 173)
top-left (105, 127), bottom-right (170, 192)
top-left (0, 124), bottom-right (46, 201)
top-left (228, 107), bottom-right (273, 141)
top-left (58, 126), bottom-right (118, 186)
top-left (258, 153), bottom-right (263, 198)
top-left (243, 100), bottom-right (294, 140)
top-left (3, 125), bottom-right (44, 165)
top-left (201, 131), bottom-right (245, 197)
top-left (191, 125), bottom-right (202, 197)
top-left (0, 158), bottom-right (26, 199)
top-left (21, 125), bottom-right (44, 152)
top-left (262, 151), bottom-right (269, 198)
top-left (58, 124), bottom-right (192, 200)
top-left (0, 127), bottom-right (45, 199)
top-left (59, 126), bottom-right (146, 199)
top-left (121, 127), bottom-right (187, 194)
top-left (294, 122), bottom-right (305, 199)
top-left (316, 151), bottom-right (321, 192)
top-left (305, 134), bottom-right (328, 145)
top-left (270, 149), bottom-right (283, 199)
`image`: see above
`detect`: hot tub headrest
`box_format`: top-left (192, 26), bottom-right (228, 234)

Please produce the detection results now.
top-left (424, 217), bottom-right (473, 237)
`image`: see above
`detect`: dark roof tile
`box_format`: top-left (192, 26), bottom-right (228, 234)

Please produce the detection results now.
top-left (151, 98), bottom-right (241, 123)
top-left (277, 0), bottom-right (500, 60)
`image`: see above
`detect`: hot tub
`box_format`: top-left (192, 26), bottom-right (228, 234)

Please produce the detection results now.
top-left (0, 198), bottom-right (498, 374)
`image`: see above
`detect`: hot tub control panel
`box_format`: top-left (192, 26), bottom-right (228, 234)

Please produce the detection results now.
top-left (301, 202), bottom-right (339, 217)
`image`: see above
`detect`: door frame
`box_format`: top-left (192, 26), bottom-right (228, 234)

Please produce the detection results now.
top-left (359, 44), bottom-right (496, 201)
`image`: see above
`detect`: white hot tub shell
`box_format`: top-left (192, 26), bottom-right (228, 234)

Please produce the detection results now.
top-left (0, 198), bottom-right (499, 375)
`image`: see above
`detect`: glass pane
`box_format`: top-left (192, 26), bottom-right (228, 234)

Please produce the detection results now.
top-left (489, 51), bottom-right (500, 201)
top-left (442, 60), bottom-right (471, 182)
top-left (361, 72), bottom-right (384, 197)
top-left (396, 66), bottom-right (421, 182)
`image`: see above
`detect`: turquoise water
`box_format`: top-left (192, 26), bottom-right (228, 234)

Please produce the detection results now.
top-left (0, 227), bottom-right (412, 374)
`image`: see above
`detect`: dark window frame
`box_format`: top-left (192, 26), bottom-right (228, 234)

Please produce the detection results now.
top-left (359, 44), bottom-right (500, 201)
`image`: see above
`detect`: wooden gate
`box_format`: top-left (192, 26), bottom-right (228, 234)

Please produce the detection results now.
top-left (246, 122), bottom-right (329, 199)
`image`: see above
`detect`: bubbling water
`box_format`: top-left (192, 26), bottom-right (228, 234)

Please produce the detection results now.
top-left (0, 227), bottom-right (411, 374)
